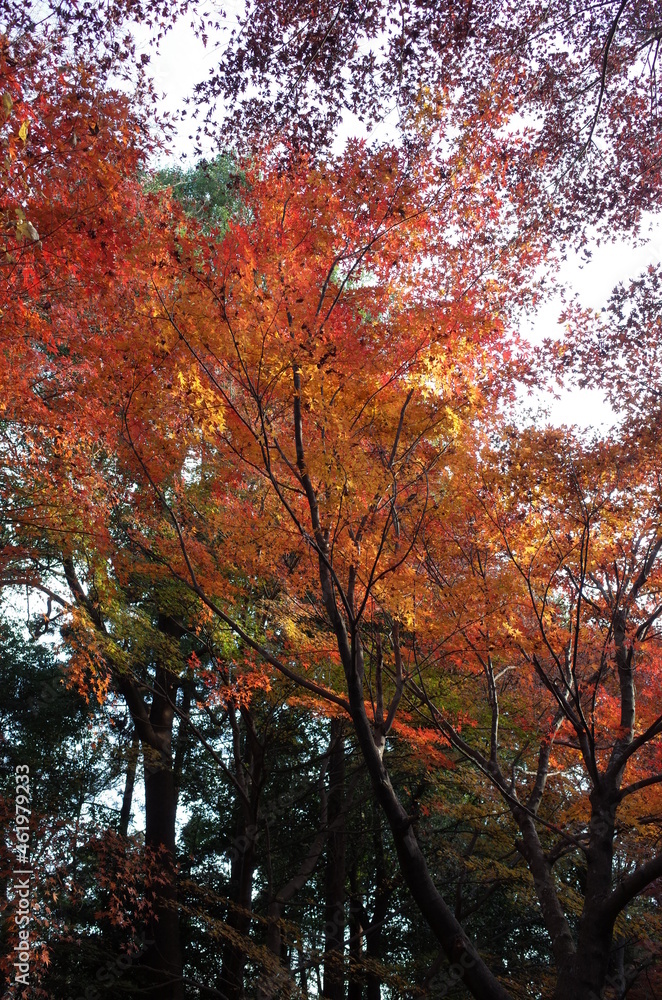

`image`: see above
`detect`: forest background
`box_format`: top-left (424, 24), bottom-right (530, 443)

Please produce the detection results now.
top-left (2, 3), bottom-right (662, 1000)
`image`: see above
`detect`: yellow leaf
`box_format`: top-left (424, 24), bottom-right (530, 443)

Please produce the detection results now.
top-left (16, 218), bottom-right (39, 242)
top-left (18, 120), bottom-right (28, 142)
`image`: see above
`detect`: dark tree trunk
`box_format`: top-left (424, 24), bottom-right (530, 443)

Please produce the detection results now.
top-left (62, 563), bottom-right (185, 999)
top-left (259, 735), bottom-right (338, 1000)
top-left (323, 718), bottom-right (346, 1000)
top-left (118, 729), bottom-right (139, 838)
top-left (553, 796), bottom-right (617, 1000)
top-left (348, 866), bottom-right (363, 1000)
top-left (343, 638), bottom-right (512, 1000)
top-left (220, 809), bottom-right (257, 1000)
top-left (256, 901), bottom-right (285, 999)
top-left (365, 808), bottom-right (391, 1000)
top-left (219, 706), bottom-right (264, 1000)
top-left (141, 664), bottom-right (184, 1000)
top-left (266, 897), bottom-right (283, 965)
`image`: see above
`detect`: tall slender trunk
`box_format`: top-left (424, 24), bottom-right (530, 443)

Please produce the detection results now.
top-left (342, 637), bottom-right (511, 1000)
top-left (220, 809), bottom-right (257, 1000)
top-left (119, 729), bottom-right (139, 838)
top-left (219, 706), bottom-right (264, 1000)
top-left (298, 939), bottom-right (309, 996)
top-left (365, 808), bottom-right (391, 1000)
top-left (259, 739), bottom-right (336, 1000)
top-left (141, 664), bottom-right (184, 1000)
top-left (323, 718), bottom-right (346, 1000)
top-left (348, 866), bottom-right (363, 1000)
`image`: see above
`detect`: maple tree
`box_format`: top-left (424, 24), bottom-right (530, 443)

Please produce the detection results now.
top-left (18, 137), bottom-right (545, 1000)
top-left (0, 24), bottom-right (188, 1000)
top-left (3, 4), bottom-right (662, 1000)
top-left (408, 421), bottom-right (662, 998)
top-left (3, 123), bottom-right (661, 1000)
top-left (65, 139), bottom-right (660, 999)
top-left (204, 0), bottom-right (662, 238)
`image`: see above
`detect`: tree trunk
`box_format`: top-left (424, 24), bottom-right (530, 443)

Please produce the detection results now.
top-left (365, 808), bottom-right (391, 1000)
top-left (554, 796), bottom-right (617, 1000)
top-left (62, 563), bottom-right (185, 999)
top-left (219, 706), bottom-right (264, 1000)
top-left (220, 807), bottom-right (257, 1000)
top-left (119, 729), bottom-right (139, 838)
top-left (141, 664), bottom-right (184, 1000)
top-left (323, 718), bottom-right (346, 1000)
top-left (348, 866), bottom-right (363, 1000)
top-left (343, 635), bottom-right (512, 1000)
top-left (258, 738), bottom-right (337, 1000)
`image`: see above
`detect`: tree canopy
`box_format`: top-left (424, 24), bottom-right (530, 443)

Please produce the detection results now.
top-left (1, 3), bottom-right (662, 1000)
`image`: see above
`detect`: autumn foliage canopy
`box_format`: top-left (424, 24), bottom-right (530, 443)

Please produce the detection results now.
top-left (2, 3), bottom-right (662, 1000)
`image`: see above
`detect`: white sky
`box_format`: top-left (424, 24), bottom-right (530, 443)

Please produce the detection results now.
top-left (518, 217), bottom-right (662, 430)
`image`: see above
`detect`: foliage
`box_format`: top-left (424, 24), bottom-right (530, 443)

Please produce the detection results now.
top-left (2, 5), bottom-right (662, 1000)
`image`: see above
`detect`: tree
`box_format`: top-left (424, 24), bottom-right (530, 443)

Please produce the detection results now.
top-left (0, 26), bottom-right (191, 998)
top-left (32, 137), bottom-right (541, 998)
top-left (0, 620), bottom-right (165, 1000)
top-left (407, 423), bottom-right (662, 999)
top-left (3, 5), bottom-right (662, 998)
top-left (206, 0), bottom-right (662, 241)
